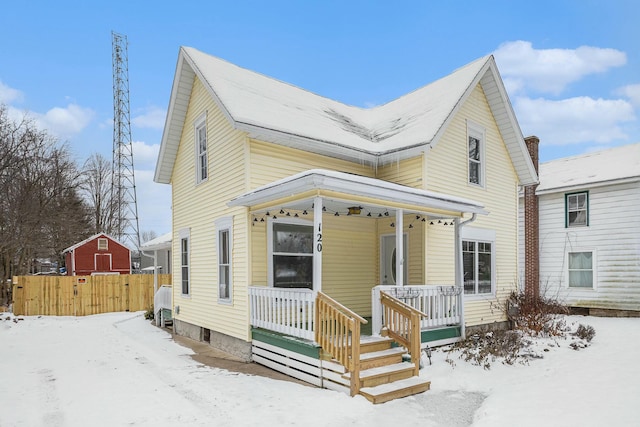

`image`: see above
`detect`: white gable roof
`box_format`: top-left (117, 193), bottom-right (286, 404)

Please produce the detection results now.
top-left (536, 143), bottom-right (640, 194)
top-left (140, 232), bottom-right (172, 251)
top-left (62, 233), bottom-right (128, 254)
top-left (155, 47), bottom-right (536, 186)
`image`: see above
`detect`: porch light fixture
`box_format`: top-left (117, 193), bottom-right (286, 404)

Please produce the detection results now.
top-left (347, 206), bottom-right (362, 215)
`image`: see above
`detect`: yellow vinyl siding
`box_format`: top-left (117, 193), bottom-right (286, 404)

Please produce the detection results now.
top-left (172, 76), bottom-right (250, 341)
top-left (376, 156), bottom-right (424, 188)
top-left (425, 83), bottom-right (519, 327)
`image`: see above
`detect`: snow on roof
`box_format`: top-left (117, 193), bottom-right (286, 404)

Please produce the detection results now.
top-left (537, 143), bottom-right (640, 194)
top-left (229, 169), bottom-right (488, 215)
top-left (62, 233), bottom-right (128, 254)
top-left (155, 47), bottom-right (537, 186)
top-left (140, 232), bottom-right (172, 251)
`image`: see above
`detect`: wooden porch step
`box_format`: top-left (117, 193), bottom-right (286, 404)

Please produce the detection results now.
top-left (359, 336), bottom-right (394, 354)
top-left (343, 362), bottom-right (415, 388)
top-left (359, 347), bottom-right (406, 370)
top-left (359, 376), bottom-right (431, 404)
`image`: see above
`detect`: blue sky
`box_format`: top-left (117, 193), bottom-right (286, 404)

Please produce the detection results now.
top-left (1, 1), bottom-right (638, 235)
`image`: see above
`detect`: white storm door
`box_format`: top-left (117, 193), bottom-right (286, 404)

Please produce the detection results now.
top-left (380, 234), bottom-right (407, 285)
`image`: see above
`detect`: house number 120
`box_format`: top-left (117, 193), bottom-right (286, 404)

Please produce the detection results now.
top-left (316, 224), bottom-right (322, 252)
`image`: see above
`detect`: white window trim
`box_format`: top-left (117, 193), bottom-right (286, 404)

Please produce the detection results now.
top-left (267, 217), bottom-right (313, 288)
top-left (179, 228), bottom-right (191, 297)
top-left (94, 253), bottom-right (112, 271)
top-left (461, 227), bottom-right (496, 299)
top-left (215, 217), bottom-right (233, 304)
top-left (97, 238), bottom-right (108, 251)
top-left (194, 112), bottom-right (208, 185)
top-left (467, 120), bottom-right (486, 188)
top-left (566, 249), bottom-right (597, 290)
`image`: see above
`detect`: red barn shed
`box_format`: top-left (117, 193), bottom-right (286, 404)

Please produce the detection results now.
top-left (62, 233), bottom-right (131, 276)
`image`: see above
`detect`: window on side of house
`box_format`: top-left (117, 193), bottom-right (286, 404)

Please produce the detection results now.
top-left (566, 191), bottom-right (589, 227)
top-left (467, 121), bottom-right (485, 187)
top-left (215, 217), bottom-right (232, 303)
top-left (179, 229), bottom-right (190, 296)
top-left (195, 114), bottom-right (207, 184)
top-left (269, 221), bottom-right (313, 289)
top-left (462, 240), bottom-right (493, 295)
top-left (97, 238), bottom-right (108, 251)
top-left (568, 251), bottom-right (594, 288)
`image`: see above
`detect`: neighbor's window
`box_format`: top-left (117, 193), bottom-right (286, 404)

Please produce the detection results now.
top-left (467, 122), bottom-right (485, 186)
top-left (566, 192), bottom-right (588, 227)
top-left (97, 238), bottom-right (108, 251)
top-left (195, 115), bottom-right (208, 183)
top-left (216, 217), bottom-right (233, 302)
top-left (463, 240), bottom-right (493, 295)
top-left (270, 221), bottom-right (313, 289)
top-left (179, 229), bottom-right (190, 296)
top-left (568, 251), bottom-right (594, 288)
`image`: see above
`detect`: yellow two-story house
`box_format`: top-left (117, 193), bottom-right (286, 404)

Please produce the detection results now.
top-left (154, 47), bottom-right (537, 402)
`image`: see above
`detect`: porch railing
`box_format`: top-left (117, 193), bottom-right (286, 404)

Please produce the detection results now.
top-left (372, 285), bottom-right (463, 336)
top-left (379, 291), bottom-right (426, 375)
top-left (315, 291), bottom-right (368, 396)
top-left (248, 286), bottom-right (315, 341)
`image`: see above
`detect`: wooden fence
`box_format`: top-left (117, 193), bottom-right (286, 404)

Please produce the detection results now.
top-left (11, 274), bottom-right (171, 316)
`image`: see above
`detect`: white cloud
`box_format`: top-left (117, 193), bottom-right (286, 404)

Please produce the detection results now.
top-left (515, 96), bottom-right (635, 145)
top-left (134, 168), bottom-right (171, 234)
top-left (131, 140), bottom-right (160, 170)
top-left (0, 80), bottom-right (23, 104)
top-left (616, 83), bottom-right (640, 107)
top-left (34, 104), bottom-right (95, 139)
top-left (132, 106), bottom-right (167, 130)
top-left (494, 41), bottom-right (627, 95)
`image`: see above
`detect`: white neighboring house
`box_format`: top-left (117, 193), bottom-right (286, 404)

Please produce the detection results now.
top-left (519, 143), bottom-right (640, 313)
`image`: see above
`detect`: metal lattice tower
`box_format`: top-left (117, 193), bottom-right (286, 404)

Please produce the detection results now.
top-left (111, 31), bottom-right (141, 258)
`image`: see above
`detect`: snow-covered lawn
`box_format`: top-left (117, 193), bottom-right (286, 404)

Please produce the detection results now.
top-left (1, 312), bottom-right (639, 426)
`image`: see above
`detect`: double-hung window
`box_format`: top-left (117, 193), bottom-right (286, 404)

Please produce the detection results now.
top-left (566, 192), bottom-right (588, 227)
top-left (179, 228), bottom-right (190, 296)
top-left (462, 227), bottom-right (495, 296)
top-left (195, 114), bottom-right (208, 184)
top-left (568, 251), bottom-right (594, 288)
top-left (467, 121), bottom-right (485, 187)
top-left (216, 217), bottom-right (232, 303)
top-left (269, 221), bottom-right (313, 289)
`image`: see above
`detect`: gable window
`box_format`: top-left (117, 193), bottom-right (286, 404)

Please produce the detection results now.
top-left (97, 238), bottom-right (108, 251)
top-left (179, 228), bottom-right (190, 296)
top-left (269, 221), bottom-right (313, 289)
top-left (215, 217), bottom-right (232, 303)
top-left (467, 121), bottom-right (485, 187)
top-left (568, 251), bottom-right (594, 288)
top-left (195, 114), bottom-right (207, 184)
top-left (566, 192), bottom-right (588, 227)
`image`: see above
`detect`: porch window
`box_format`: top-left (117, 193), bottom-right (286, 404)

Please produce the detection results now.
top-left (463, 240), bottom-right (493, 295)
top-left (566, 191), bottom-right (588, 227)
top-left (568, 251), bottom-right (594, 288)
top-left (270, 222), bottom-right (313, 289)
top-left (179, 228), bottom-right (190, 296)
top-left (216, 217), bottom-right (232, 302)
top-left (195, 114), bottom-right (207, 184)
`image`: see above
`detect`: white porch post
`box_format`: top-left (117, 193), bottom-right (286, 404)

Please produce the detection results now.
top-left (396, 209), bottom-right (404, 286)
top-left (313, 196), bottom-right (323, 292)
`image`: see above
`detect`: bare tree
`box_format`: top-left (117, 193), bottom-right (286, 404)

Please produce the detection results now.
top-left (80, 153), bottom-right (118, 235)
top-left (141, 230), bottom-right (158, 244)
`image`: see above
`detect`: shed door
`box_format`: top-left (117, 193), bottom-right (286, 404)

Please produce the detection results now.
top-left (95, 254), bottom-right (112, 272)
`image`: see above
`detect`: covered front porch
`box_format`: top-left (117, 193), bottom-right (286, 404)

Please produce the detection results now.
top-left (229, 169), bottom-right (487, 401)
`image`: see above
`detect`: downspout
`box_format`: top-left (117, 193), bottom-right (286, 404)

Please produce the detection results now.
top-left (454, 213), bottom-right (477, 340)
top-left (141, 250), bottom-right (158, 293)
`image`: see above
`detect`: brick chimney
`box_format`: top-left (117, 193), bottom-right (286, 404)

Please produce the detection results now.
top-left (524, 136), bottom-right (540, 300)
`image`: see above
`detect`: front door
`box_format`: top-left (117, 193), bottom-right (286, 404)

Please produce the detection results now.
top-left (380, 234), bottom-right (407, 285)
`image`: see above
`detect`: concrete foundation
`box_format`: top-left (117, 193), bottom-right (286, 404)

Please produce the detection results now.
top-left (173, 319), bottom-right (252, 362)
top-left (465, 320), bottom-right (511, 336)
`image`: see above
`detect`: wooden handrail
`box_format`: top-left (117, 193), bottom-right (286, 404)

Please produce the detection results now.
top-left (379, 291), bottom-right (424, 375)
top-left (315, 291), bottom-right (367, 396)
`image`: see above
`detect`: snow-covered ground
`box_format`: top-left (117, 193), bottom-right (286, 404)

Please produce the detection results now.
top-left (1, 311), bottom-right (639, 427)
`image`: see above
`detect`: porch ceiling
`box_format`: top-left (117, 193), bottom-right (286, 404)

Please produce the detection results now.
top-left (228, 169), bottom-right (488, 217)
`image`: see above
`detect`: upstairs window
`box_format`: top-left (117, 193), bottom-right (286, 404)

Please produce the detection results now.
top-left (195, 114), bottom-right (207, 184)
top-left (97, 238), bottom-right (108, 251)
top-left (566, 192), bottom-right (589, 227)
top-left (467, 121), bottom-right (485, 187)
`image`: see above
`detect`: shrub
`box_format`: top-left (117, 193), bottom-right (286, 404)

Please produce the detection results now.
top-left (144, 305), bottom-right (154, 320)
top-left (573, 324), bottom-right (596, 342)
